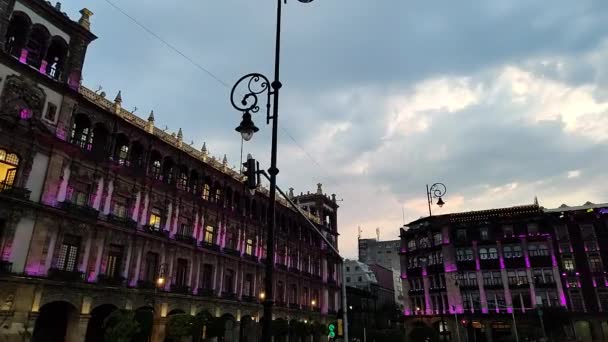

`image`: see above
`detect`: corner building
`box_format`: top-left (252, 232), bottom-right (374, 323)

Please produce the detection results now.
top-left (0, 1), bottom-right (343, 341)
top-left (400, 203), bottom-right (608, 342)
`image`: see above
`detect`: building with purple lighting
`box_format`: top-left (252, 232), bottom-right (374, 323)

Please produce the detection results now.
top-left (400, 201), bottom-right (608, 342)
top-left (0, 1), bottom-right (342, 341)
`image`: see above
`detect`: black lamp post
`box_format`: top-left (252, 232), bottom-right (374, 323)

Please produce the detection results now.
top-left (426, 183), bottom-right (447, 216)
top-left (230, 1), bottom-right (316, 342)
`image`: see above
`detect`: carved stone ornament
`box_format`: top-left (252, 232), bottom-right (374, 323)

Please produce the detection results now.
top-left (0, 75), bottom-right (46, 118)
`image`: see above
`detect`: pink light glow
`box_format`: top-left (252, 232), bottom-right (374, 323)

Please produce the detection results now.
top-left (404, 308), bottom-right (411, 316)
top-left (551, 254), bottom-right (558, 267)
top-left (444, 263), bottom-right (457, 272)
top-left (422, 267), bottom-right (427, 276)
top-left (559, 292), bottom-right (567, 306)
top-left (19, 49), bottom-right (27, 63)
top-left (20, 108), bottom-right (32, 119)
top-left (482, 308), bottom-right (489, 314)
top-left (525, 256), bottom-right (531, 268)
top-left (499, 257), bottom-right (505, 269)
top-left (401, 274), bottom-right (407, 280)
top-left (507, 307), bottom-right (513, 313)
top-left (593, 278), bottom-right (598, 287)
top-left (39, 60), bottom-right (47, 74)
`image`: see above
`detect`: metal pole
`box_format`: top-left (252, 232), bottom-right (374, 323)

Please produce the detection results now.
top-left (426, 184), bottom-right (432, 216)
top-left (363, 327), bottom-right (366, 342)
top-left (342, 263), bottom-right (349, 342)
top-left (539, 309), bottom-right (547, 341)
top-left (511, 310), bottom-right (520, 342)
top-left (261, 0), bottom-right (282, 341)
top-left (454, 312), bottom-right (461, 342)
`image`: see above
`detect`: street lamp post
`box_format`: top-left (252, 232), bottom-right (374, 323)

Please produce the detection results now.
top-left (426, 183), bottom-right (447, 216)
top-left (230, 1), bottom-right (316, 342)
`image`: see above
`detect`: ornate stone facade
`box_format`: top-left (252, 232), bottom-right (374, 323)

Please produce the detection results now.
top-left (0, 1), bottom-right (343, 341)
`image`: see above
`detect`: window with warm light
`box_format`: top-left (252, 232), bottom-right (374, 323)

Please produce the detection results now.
top-left (204, 225), bottom-right (215, 244)
top-left (149, 208), bottom-right (162, 229)
top-left (563, 258), bottom-right (575, 271)
top-left (105, 244), bottom-right (123, 279)
top-left (117, 145), bottom-right (129, 166)
top-left (202, 184), bottom-right (210, 201)
top-left (246, 238), bottom-right (254, 256)
top-left (151, 160), bottom-right (161, 180)
top-left (113, 202), bottom-right (127, 218)
top-left (0, 149), bottom-right (19, 189)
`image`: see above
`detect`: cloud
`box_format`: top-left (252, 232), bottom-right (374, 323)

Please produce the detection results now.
top-left (59, 1), bottom-right (608, 259)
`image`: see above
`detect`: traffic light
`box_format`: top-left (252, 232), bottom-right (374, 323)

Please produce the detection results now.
top-left (243, 154), bottom-right (258, 191)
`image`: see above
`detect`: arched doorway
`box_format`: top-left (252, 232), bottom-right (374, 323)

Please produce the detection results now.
top-left (5, 12), bottom-right (31, 57)
top-left (84, 304), bottom-right (117, 342)
top-left (133, 306), bottom-right (154, 342)
top-left (239, 315), bottom-right (257, 342)
top-left (222, 314), bottom-right (236, 342)
top-left (32, 301), bottom-right (79, 342)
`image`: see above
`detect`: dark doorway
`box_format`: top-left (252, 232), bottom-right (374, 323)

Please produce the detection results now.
top-left (32, 301), bottom-right (78, 342)
top-left (85, 304), bottom-right (117, 342)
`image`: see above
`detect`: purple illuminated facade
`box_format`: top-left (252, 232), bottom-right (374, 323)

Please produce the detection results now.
top-left (400, 203), bottom-right (608, 341)
top-left (0, 1), bottom-right (342, 341)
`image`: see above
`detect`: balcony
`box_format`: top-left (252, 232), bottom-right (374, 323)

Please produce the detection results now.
top-left (170, 284), bottom-right (191, 294)
top-left (143, 225), bottom-right (169, 239)
top-left (174, 234), bottom-right (196, 245)
top-left (0, 261), bottom-right (12, 274)
top-left (223, 247), bottom-right (241, 257)
top-left (60, 202), bottom-right (99, 220)
top-left (0, 184), bottom-right (31, 200)
top-left (98, 274), bottom-right (126, 286)
top-left (241, 295), bottom-right (257, 303)
top-left (137, 280), bottom-right (156, 290)
top-left (48, 268), bottom-right (85, 282)
top-left (107, 214), bottom-right (137, 229)
top-left (201, 242), bottom-right (221, 252)
top-left (221, 292), bottom-right (237, 300)
top-left (197, 288), bottom-right (215, 298)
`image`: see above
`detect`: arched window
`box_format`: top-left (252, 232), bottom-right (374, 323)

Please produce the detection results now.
top-left (488, 248), bottom-right (498, 260)
top-left (503, 246), bottom-right (512, 259)
top-left (130, 142), bottom-right (144, 168)
top-left (513, 246), bottom-right (522, 258)
top-left (202, 183), bottom-right (210, 201)
top-left (162, 158), bottom-right (174, 184)
top-left (407, 240), bottom-right (416, 251)
top-left (25, 24), bottom-right (50, 68)
top-left (177, 167), bottom-right (188, 191)
top-left (479, 248), bottom-right (488, 260)
top-left (70, 114), bottom-right (92, 149)
top-left (114, 134), bottom-right (129, 166)
top-left (44, 36), bottom-right (68, 79)
top-left (0, 149), bottom-right (19, 190)
top-left (91, 124), bottom-right (109, 158)
top-left (433, 233), bottom-right (442, 246)
top-left (149, 151), bottom-right (162, 180)
top-left (5, 12), bottom-right (30, 58)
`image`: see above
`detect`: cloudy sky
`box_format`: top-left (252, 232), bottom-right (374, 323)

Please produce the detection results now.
top-left (63, 1), bottom-right (608, 258)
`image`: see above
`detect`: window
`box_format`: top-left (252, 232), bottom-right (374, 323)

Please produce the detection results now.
top-left (204, 226), bottom-right (215, 244)
top-left (346, 277), bottom-right (350, 282)
top-left (527, 223), bottom-right (538, 234)
top-left (0, 149), bottom-right (19, 188)
top-left (480, 228), bottom-right (489, 240)
top-left (178, 219), bottom-right (193, 237)
top-left (202, 184), bottom-right (210, 201)
top-left (479, 248), bottom-right (488, 260)
top-left (503, 225), bottom-right (514, 237)
top-left (149, 208), bottom-right (162, 229)
top-left (112, 201), bottom-right (127, 218)
top-left (555, 225), bottom-right (569, 240)
top-left (358, 276), bottom-right (362, 282)
top-left (117, 145), bottom-right (129, 166)
top-left (589, 255), bottom-right (603, 272)
top-left (407, 240), bottom-right (416, 251)
top-left (457, 229), bottom-right (467, 241)
top-left (201, 264), bottom-right (214, 290)
top-left (517, 270), bottom-right (528, 285)
top-left (419, 237), bottom-right (430, 248)
top-left (457, 249), bottom-right (466, 261)
top-left (105, 244), bottom-right (123, 279)
top-left (570, 291), bottom-right (585, 311)
top-left (246, 239), bottom-right (254, 256)
top-left (346, 266), bottom-right (350, 272)
top-left (44, 103), bottom-right (57, 122)
top-left (433, 233), bottom-right (442, 246)
top-left (503, 246), bottom-right (512, 259)
top-left (144, 252), bottom-right (159, 283)
top-left (488, 248), bottom-right (498, 259)
top-left (512, 245), bottom-right (522, 258)
top-left (580, 224), bottom-right (595, 240)
top-left (243, 274), bottom-right (253, 297)
top-left (177, 171), bottom-right (188, 191)
top-left (175, 258), bottom-right (188, 287)
top-left (563, 258), bottom-right (574, 271)
top-left (56, 234), bottom-right (80, 271)
top-left (559, 243), bottom-right (571, 253)
top-left (224, 269), bottom-right (235, 293)
top-left (150, 160), bottom-right (162, 180)
top-left (465, 249), bottom-right (474, 260)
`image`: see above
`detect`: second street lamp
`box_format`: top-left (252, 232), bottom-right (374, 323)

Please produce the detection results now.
top-left (426, 183), bottom-right (447, 216)
top-left (230, 1), bottom-right (316, 342)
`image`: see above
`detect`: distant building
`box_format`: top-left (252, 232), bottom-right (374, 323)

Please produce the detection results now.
top-left (358, 238), bottom-right (401, 271)
top-left (344, 260), bottom-right (395, 311)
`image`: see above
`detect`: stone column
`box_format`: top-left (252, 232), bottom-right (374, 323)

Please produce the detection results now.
top-left (130, 240), bottom-right (144, 287)
top-left (57, 165), bottom-right (71, 202)
top-left (193, 254), bottom-right (201, 295)
top-left (43, 228), bottom-right (58, 275)
top-left (91, 231), bottom-right (106, 281)
top-left (131, 191), bottom-right (141, 222)
top-left (139, 192), bottom-right (149, 226)
top-left (79, 230), bottom-right (93, 273)
top-left (520, 238), bottom-right (536, 307)
top-left (164, 249), bottom-right (175, 291)
top-left (123, 238), bottom-right (133, 279)
top-left (164, 201), bottom-right (173, 233)
top-left (92, 177), bottom-right (104, 210)
top-left (102, 179), bottom-right (114, 215)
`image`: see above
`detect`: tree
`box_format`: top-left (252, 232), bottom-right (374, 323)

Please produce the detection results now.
top-left (166, 314), bottom-right (195, 338)
top-left (540, 307), bottom-right (570, 340)
top-left (103, 310), bottom-right (140, 342)
top-left (409, 324), bottom-right (439, 342)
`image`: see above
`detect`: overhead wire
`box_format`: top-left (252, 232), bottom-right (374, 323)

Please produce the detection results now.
top-left (101, 0), bottom-right (333, 183)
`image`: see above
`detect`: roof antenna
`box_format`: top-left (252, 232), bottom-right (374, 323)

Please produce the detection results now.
top-left (402, 206), bottom-right (406, 226)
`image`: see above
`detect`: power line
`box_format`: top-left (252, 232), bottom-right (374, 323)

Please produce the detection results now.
top-left (102, 0), bottom-right (331, 183)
